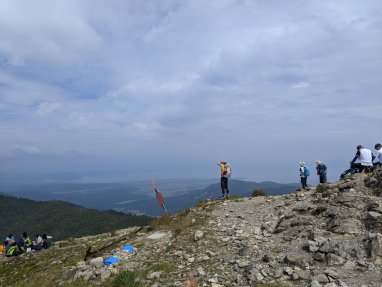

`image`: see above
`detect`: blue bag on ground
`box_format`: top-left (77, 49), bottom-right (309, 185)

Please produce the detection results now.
top-left (122, 245), bottom-right (134, 253)
top-left (104, 256), bottom-right (119, 266)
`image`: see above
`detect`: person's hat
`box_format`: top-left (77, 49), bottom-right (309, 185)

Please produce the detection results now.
top-left (357, 145), bottom-right (363, 150)
top-left (299, 161), bottom-right (305, 166)
top-left (316, 160), bottom-right (322, 165)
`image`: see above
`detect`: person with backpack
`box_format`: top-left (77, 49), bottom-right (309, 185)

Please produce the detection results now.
top-left (17, 232), bottom-right (32, 252)
top-left (316, 160), bottom-right (328, 183)
top-left (217, 161), bottom-right (232, 199)
top-left (351, 145), bottom-right (374, 172)
top-left (299, 162), bottom-right (310, 189)
top-left (42, 234), bottom-right (52, 249)
top-left (373, 143), bottom-right (382, 167)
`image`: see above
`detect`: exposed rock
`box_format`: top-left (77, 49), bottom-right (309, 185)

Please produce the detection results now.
top-left (89, 257), bottom-right (104, 268)
top-left (194, 230), bottom-right (204, 241)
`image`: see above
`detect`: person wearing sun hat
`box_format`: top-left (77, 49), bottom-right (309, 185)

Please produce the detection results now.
top-left (316, 160), bottom-right (328, 183)
top-left (299, 161), bottom-right (310, 189)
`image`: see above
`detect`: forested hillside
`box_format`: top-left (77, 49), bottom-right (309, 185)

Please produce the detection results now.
top-left (0, 194), bottom-right (152, 241)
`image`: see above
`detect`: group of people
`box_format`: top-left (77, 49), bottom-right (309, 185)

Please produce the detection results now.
top-left (217, 143), bottom-right (382, 194)
top-left (298, 160), bottom-right (328, 189)
top-left (2, 232), bottom-right (51, 257)
top-left (299, 143), bottom-right (381, 189)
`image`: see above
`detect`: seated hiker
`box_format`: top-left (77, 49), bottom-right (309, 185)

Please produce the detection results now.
top-left (18, 232), bottom-right (33, 252)
top-left (351, 145), bottom-right (374, 172)
top-left (5, 234), bottom-right (15, 245)
top-left (316, 160), bottom-right (328, 183)
top-left (373, 143), bottom-right (382, 167)
top-left (33, 234), bottom-right (43, 251)
top-left (42, 234), bottom-right (52, 249)
top-left (5, 241), bottom-right (22, 257)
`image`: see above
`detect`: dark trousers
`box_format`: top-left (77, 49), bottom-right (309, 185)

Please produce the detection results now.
top-left (221, 177), bottom-right (229, 195)
top-left (319, 174), bottom-right (327, 183)
top-left (351, 163), bottom-right (373, 172)
top-left (300, 177), bottom-right (307, 189)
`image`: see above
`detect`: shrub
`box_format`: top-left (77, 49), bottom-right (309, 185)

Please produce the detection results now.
top-left (150, 215), bottom-right (171, 229)
top-left (315, 184), bottom-right (329, 193)
top-left (113, 270), bottom-right (142, 287)
top-left (251, 189), bottom-right (267, 197)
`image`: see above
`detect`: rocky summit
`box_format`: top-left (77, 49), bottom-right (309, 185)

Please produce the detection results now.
top-left (1, 169), bottom-right (382, 287)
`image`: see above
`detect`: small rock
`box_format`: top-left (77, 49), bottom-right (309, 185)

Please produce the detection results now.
top-left (194, 230), bottom-right (204, 241)
top-left (147, 271), bottom-right (162, 279)
top-left (147, 232), bottom-right (168, 240)
top-left (284, 267), bottom-right (293, 275)
top-left (368, 211), bottom-right (382, 220)
top-left (310, 281), bottom-right (322, 287)
top-left (312, 274), bottom-right (330, 283)
top-left (238, 261), bottom-right (250, 268)
top-left (100, 270), bottom-right (111, 280)
top-left (89, 257), bottom-right (104, 268)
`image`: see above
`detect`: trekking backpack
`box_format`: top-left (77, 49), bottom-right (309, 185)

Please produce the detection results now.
top-left (224, 163), bottom-right (232, 178)
top-left (304, 166), bottom-right (310, 176)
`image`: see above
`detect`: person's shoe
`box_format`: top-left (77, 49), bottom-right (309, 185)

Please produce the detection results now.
top-left (225, 195), bottom-right (230, 199)
top-left (219, 195), bottom-right (225, 200)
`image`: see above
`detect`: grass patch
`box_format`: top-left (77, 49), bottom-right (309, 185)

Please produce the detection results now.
top-left (252, 283), bottom-right (292, 287)
top-left (149, 208), bottom-right (209, 237)
top-left (228, 195), bottom-right (242, 201)
top-left (311, 206), bottom-right (327, 216)
top-left (315, 183), bottom-right (329, 193)
top-left (374, 187), bottom-right (382, 197)
top-left (251, 189), bottom-right (267, 197)
top-left (149, 261), bottom-right (176, 273)
top-left (113, 270), bottom-right (142, 287)
top-left (150, 215), bottom-right (171, 229)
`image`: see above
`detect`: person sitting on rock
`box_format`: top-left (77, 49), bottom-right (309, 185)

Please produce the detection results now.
top-left (17, 232), bottom-right (33, 252)
top-left (5, 234), bottom-right (15, 245)
top-left (373, 143), bottom-right (382, 167)
top-left (351, 145), bottom-right (374, 172)
top-left (33, 234), bottom-right (43, 251)
top-left (316, 160), bottom-right (328, 183)
top-left (42, 234), bottom-right (52, 249)
top-left (5, 241), bottom-right (22, 257)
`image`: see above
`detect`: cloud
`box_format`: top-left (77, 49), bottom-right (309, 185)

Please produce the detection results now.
top-left (14, 145), bottom-right (43, 155)
top-left (0, 0), bottom-right (381, 182)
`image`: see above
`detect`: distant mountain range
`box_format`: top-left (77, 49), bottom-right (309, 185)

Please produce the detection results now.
top-left (0, 194), bottom-right (152, 241)
top-left (0, 179), bottom-right (299, 216)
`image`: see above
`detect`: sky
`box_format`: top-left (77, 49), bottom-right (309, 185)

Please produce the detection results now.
top-left (0, 0), bottom-right (381, 184)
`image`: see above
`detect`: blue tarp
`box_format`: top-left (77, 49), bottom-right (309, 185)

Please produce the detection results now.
top-left (122, 245), bottom-right (134, 253)
top-left (104, 256), bottom-right (119, 266)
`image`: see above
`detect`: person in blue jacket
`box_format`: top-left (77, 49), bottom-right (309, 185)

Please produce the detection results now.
top-left (299, 162), bottom-right (310, 189)
top-left (316, 160), bottom-right (328, 183)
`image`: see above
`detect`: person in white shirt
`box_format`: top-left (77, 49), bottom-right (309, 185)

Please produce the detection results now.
top-left (374, 143), bottom-right (382, 167)
top-left (351, 145), bottom-right (375, 172)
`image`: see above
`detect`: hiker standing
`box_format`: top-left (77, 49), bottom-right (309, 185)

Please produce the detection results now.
top-left (316, 160), bottom-right (328, 183)
top-left (217, 161), bottom-right (231, 199)
top-left (351, 145), bottom-right (374, 172)
top-left (299, 162), bottom-right (310, 189)
top-left (373, 143), bottom-right (382, 167)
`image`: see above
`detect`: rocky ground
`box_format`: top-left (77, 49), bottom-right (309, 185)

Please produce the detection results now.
top-left (1, 169), bottom-right (382, 287)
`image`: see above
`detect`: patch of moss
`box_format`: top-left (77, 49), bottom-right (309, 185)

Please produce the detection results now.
top-left (113, 270), bottom-right (142, 287)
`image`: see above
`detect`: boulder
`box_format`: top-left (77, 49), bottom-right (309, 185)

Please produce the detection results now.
top-left (89, 257), bottom-right (104, 268)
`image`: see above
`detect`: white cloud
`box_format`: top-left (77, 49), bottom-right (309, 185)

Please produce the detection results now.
top-left (0, 0), bottom-right (381, 181)
top-left (291, 82), bottom-right (310, 89)
top-left (14, 145), bottom-right (43, 155)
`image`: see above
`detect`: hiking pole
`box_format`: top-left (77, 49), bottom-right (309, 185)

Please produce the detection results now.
top-left (150, 179), bottom-right (169, 215)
